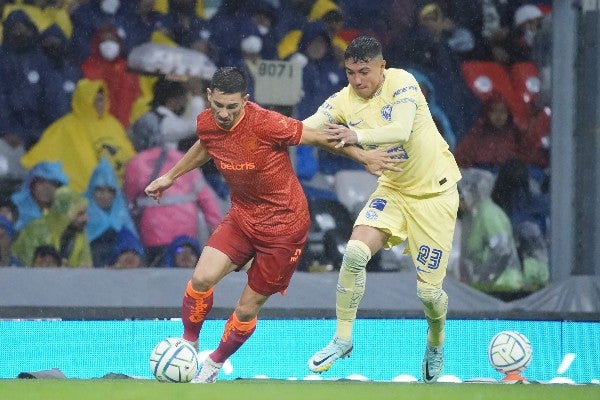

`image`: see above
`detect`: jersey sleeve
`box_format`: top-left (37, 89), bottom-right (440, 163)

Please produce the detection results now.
top-left (302, 91), bottom-right (346, 129)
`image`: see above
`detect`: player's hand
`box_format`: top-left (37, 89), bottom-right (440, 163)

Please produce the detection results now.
top-left (144, 175), bottom-right (174, 204)
top-left (324, 123), bottom-right (358, 148)
top-left (362, 146), bottom-right (406, 176)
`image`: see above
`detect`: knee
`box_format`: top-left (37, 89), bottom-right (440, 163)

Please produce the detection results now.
top-left (416, 280), bottom-right (445, 308)
top-left (341, 240), bottom-right (372, 274)
top-left (190, 274), bottom-right (214, 293)
top-left (234, 302), bottom-right (262, 322)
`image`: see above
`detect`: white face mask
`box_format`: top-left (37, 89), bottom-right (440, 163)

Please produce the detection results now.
top-left (99, 40), bottom-right (120, 61)
top-left (101, 0), bottom-right (120, 15)
top-left (523, 29), bottom-right (536, 46)
top-left (257, 25), bottom-right (269, 36)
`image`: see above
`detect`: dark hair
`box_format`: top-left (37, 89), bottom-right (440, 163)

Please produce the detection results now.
top-left (152, 79), bottom-right (188, 108)
top-left (209, 67), bottom-right (247, 95)
top-left (33, 245), bottom-right (61, 265)
top-left (344, 35), bottom-right (382, 63)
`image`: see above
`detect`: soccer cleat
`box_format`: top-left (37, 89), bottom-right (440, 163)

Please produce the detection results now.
top-left (308, 337), bottom-right (353, 373)
top-left (422, 344), bottom-right (444, 383)
top-left (191, 356), bottom-right (223, 384)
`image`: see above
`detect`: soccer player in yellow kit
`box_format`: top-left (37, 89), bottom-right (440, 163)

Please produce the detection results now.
top-left (304, 35), bottom-right (461, 383)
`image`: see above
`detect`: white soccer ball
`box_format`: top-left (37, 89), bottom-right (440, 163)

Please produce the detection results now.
top-left (150, 338), bottom-right (198, 383)
top-left (488, 330), bottom-right (532, 374)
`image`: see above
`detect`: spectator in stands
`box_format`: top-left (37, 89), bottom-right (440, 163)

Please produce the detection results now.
top-left (445, 0), bottom-right (514, 62)
top-left (128, 77), bottom-right (205, 152)
top-left (515, 220), bottom-right (549, 292)
top-left (164, 234), bottom-right (201, 268)
top-left (69, 0), bottom-right (122, 62)
top-left (506, 4), bottom-right (545, 65)
top-left (247, 0), bottom-right (278, 60)
top-left (208, 0), bottom-right (260, 67)
top-left (0, 200), bottom-right (17, 226)
top-left (276, 0), bottom-right (342, 60)
top-left (384, 2), bottom-right (481, 140)
top-left (116, 0), bottom-right (165, 51)
top-left (309, 2), bottom-right (348, 65)
top-left (338, 0), bottom-right (416, 48)
top-left (0, 215), bottom-right (20, 266)
top-left (454, 93), bottom-right (521, 172)
top-left (407, 67), bottom-right (456, 150)
top-left (0, 132), bottom-right (28, 187)
top-left (31, 244), bottom-right (62, 267)
top-left (21, 79), bottom-right (136, 193)
top-left (110, 228), bottom-right (145, 269)
top-left (491, 158), bottom-right (550, 239)
top-left (157, 0), bottom-right (212, 54)
top-left (2, 0), bottom-right (73, 39)
top-left (10, 161), bottom-right (69, 232)
top-left (85, 157), bottom-right (139, 268)
top-left (292, 21), bottom-right (346, 120)
top-left (458, 168), bottom-right (524, 295)
top-left (228, 33), bottom-right (264, 102)
top-left (290, 20), bottom-right (351, 201)
top-left (39, 23), bottom-right (82, 118)
top-left (416, 2), bottom-right (476, 61)
top-left (12, 186), bottom-right (92, 267)
top-left (124, 143), bottom-right (223, 267)
top-left (81, 24), bottom-right (142, 129)
top-left (0, 10), bottom-right (66, 149)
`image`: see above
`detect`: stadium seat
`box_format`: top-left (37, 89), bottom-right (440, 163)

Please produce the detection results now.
top-left (461, 60), bottom-right (529, 131)
top-left (334, 170), bottom-right (378, 218)
top-left (510, 61), bottom-right (541, 107)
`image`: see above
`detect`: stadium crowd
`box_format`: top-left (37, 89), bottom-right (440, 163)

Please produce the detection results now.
top-left (0, 0), bottom-right (551, 299)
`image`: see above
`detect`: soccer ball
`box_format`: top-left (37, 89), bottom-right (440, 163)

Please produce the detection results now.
top-left (150, 338), bottom-right (198, 383)
top-left (488, 330), bottom-right (532, 374)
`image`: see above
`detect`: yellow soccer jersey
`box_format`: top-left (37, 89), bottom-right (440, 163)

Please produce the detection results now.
top-left (303, 68), bottom-right (461, 196)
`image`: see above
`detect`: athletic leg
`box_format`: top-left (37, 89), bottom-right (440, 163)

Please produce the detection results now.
top-left (194, 285), bottom-right (266, 383)
top-left (308, 225), bottom-right (387, 372)
top-left (182, 246), bottom-right (240, 347)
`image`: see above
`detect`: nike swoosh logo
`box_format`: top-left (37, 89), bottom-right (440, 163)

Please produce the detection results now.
top-left (348, 120), bottom-right (362, 127)
top-left (425, 360), bottom-right (435, 381)
top-left (312, 353), bottom-right (335, 366)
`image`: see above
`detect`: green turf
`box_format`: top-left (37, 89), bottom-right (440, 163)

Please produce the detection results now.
top-left (1, 379), bottom-right (598, 400)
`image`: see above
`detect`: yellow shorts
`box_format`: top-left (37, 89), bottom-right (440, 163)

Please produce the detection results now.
top-left (354, 184), bottom-right (459, 285)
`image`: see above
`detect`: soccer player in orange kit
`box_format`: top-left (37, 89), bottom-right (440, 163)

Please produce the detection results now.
top-left (144, 67), bottom-right (403, 383)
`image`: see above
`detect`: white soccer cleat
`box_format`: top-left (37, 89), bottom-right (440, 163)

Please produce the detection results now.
top-left (191, 356), bottom-right (222, 383)
top-left (422, 344), bottom-right (444, 383)
top-left (308, 337), bottom-right (353, 373)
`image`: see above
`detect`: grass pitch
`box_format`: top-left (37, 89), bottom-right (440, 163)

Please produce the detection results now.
top-left (0, 379), bottom-right (598, 400)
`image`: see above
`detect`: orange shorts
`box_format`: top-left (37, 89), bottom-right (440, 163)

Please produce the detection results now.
top-left (206, 213), bottom-right (309, 296)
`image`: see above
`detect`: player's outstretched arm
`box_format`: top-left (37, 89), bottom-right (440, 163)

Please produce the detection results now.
top-left (144, 140), bottom-right (211, 203)
top-left (300, 125), bottom-right (404, 176)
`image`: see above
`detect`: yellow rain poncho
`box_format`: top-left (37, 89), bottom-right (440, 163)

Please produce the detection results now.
top-left (21, 79), bottom-right (136, 193)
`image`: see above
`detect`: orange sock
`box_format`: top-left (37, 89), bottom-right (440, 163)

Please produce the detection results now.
top-left (210, 312), bottom-right (257, 363)
top-left (182, 280), bottom-right (214, 342)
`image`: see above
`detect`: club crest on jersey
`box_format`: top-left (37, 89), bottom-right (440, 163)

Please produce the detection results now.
top-left (369, 198), bottom-right (387, 211)
top-left (381, 105), bottom-right (393, 121)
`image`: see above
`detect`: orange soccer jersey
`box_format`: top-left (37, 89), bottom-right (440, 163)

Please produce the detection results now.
top-left (196, 102), bottom-right (309, 238)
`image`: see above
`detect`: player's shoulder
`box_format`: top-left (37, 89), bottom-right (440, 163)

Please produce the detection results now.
top-left (385, 68), bottom-right (418, 85)
top-left (384, 68), bottom-right (420, 97)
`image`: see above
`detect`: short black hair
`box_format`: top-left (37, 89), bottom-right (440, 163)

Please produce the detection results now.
top-left (33, 245), bottom-right (61, 265)
top-left (152, 78), bottom-right (188, 108)
top-left (344, 35), bottom-right (383, 63)
top-left (209, 67), bottom-right (247, 95)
